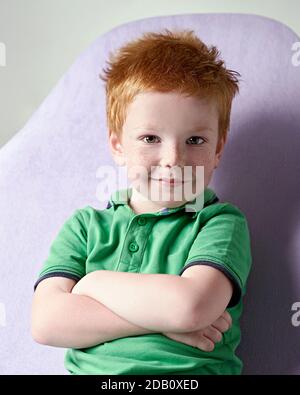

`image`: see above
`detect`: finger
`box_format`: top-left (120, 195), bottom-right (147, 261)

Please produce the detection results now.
top-left (211, 316), bottom-right (231, 333)
top-left (202, 325), bottom-right (223, 344)
top-left (221, 310), bottom-right (232, 327)
top-left (197, 335), bottom-right (215, 352)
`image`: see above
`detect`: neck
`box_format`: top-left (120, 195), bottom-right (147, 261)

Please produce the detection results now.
top-left (128, 187), bottom-right (190, 214)
top-left (128, 188), bottom-right (164, 214)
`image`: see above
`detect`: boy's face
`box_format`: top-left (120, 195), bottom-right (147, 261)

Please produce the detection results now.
top-left (109, 91), bottom-right (226, 214)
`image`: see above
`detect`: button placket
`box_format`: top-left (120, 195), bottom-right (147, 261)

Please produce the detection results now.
top-left (129, 242), bottom-right (139, 252)
top-left (121, 216), bottom-right (154, 272)
top-left (137, 217), bottom-right (146, 226)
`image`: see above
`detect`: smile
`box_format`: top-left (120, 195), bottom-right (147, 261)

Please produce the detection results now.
top-left (151, 178), bottom-right (188, 185)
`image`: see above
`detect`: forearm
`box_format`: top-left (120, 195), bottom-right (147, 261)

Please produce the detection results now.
top-left (72, 270), bottom-right (191, 332)
top-left (32, 292), bottom-right (158, 349)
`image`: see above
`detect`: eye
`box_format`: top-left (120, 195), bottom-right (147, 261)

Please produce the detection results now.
top-left (141, 135), bottom-right (160, 144)
top-left (187, 136), bottom-right (205, 145)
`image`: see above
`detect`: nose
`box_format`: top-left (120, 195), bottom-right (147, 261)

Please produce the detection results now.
top-left (159, 142), bottom-right (185, 169)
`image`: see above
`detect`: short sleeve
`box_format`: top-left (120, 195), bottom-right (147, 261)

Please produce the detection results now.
top-left (179, 204), bottom-right (252, 308)
top-left (33, 209), bottom-right (87, 291)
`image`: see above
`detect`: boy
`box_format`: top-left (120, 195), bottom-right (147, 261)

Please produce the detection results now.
top-left (31, 29), bottom-right (252, 375)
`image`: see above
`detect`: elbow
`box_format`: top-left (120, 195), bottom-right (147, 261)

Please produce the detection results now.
top-left (172, 293), bottom-right (200, 333)
top-left (32, 332), bottom-right (48, 346)
top-left (176, 292), bottom-right (213, 332)
top-left (31, 326), bottom-right (48, 345)
top-left (182, 301), bottom-right (230, 333)
top-left (179, 306), bottom-right (201, 333)
top-left (31, 315), bottom-right (53, 345)
top-left (31, 321), bottom-right (50, 345)
top-left (178, 278), bottom-right (233, 332)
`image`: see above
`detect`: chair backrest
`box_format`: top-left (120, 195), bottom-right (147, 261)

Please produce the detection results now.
top-left (0, 13), bottom-right (299, 374)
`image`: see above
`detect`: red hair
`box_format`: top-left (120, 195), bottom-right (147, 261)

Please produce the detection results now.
top-left (99, 29), bottom-right (240, 143)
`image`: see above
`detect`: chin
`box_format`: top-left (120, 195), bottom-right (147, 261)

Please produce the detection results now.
top-left (158, 198), bottom-right (187, 208)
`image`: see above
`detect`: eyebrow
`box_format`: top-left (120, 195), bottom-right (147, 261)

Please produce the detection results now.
top-left (134, 125), bottom-right (213, 133)
top-left (187, 126), bottom-right (213, 133)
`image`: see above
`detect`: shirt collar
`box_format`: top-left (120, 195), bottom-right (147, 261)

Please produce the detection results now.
top-left (106, 187), bottom-right (219, 218)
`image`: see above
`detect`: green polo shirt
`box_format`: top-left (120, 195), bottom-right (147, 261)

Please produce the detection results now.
top-left (33, 186), bottom-right (252, 375)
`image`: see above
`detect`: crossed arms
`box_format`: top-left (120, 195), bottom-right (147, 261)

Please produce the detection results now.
top-left (71, 270), bottom-right (195, 332)
top-left (31, 268), bottom-right (232, 349)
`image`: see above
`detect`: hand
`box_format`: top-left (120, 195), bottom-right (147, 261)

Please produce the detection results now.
top-left (163, 310), bottom-right (232, 352)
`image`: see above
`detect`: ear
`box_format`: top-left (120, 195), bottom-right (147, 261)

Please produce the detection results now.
top-left (214, 134), bottom-right (227, 169)
top-left (109, 131), bottom-right (126, 166)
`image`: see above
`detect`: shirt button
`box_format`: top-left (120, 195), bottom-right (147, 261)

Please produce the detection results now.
top-left (129, 242), bottom-right (139, 252)
top-left (137, 217), bottom-right (146, 226)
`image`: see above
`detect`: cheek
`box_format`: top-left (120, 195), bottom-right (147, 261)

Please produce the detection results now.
top-left (203, 153), bottom-right (218, 184)
top-left (128, 155), bottom-right (151, 169)
top-left (188, 150), bottom-right (211, 170)
top-left (188, 150), bottom-right (216, 181)
top-left (126, 150), bottom-right (153, 183)
top-left (127, 147), bottom-right (155, 169)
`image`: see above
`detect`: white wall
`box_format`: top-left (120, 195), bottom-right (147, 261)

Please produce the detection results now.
top-left (0, 0), bottom-right (299, 148)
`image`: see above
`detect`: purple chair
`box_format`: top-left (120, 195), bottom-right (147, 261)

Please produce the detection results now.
top-left (1, 14), bottom-right (299, 374)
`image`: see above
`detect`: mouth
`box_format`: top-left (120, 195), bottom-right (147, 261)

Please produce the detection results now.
top-left (151, 178), bottom-right (189, 185)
